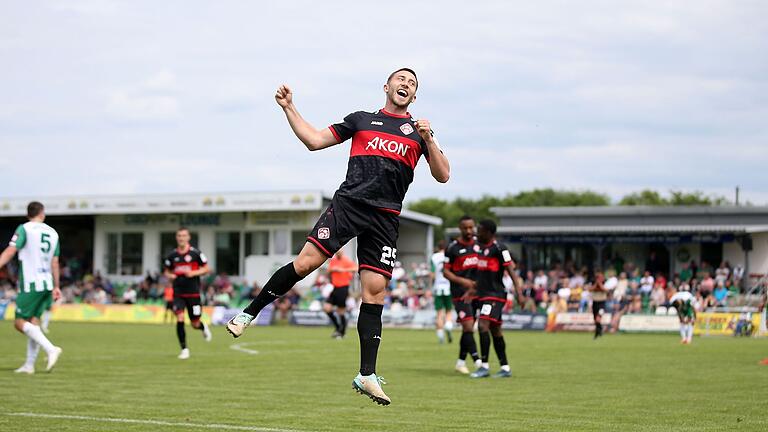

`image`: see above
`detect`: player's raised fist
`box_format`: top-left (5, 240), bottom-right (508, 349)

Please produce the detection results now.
top-left (414, 119), bottom-right (432, 140)
top-left (275, 85), bottom-right (293, 108)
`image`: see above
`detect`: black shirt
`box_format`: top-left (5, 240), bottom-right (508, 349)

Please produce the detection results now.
top-left (474, 240), bottom-right (513, 299)
top-left (444, 239), bottom-right (479, 299)
top-left (329, 109), bottom-right (431, 213)
top-left (163, 246), bottom-right (208, 297)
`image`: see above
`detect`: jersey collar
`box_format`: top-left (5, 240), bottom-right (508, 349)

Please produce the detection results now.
top-left (176, 245), bottom-right (191, 255)
top-left (380, 108), bottom-right (411, 119)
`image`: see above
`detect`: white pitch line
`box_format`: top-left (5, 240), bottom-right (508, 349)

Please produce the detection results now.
top-left (230, 342), bottom-right (260, 355)
top-left (5, 412), bottom-right (305, 432)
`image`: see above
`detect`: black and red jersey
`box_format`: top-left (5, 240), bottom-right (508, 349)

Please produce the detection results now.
top-left (474, 240), bottom-right (513, 299)
top-left (329, 109), bottom-right (431, 213)
top-left (163, 246), bottom-right (208, 297)
top-left (444, 238), bottom-right (479, 299)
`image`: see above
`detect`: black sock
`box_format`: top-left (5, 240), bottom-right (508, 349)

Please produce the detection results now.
top-left (243, 262), bottom-right (303, 317)
top-left (492, 334), bottom-right (508, 366)
top-left (459, 332), bottom-right (468, 360)
top-left (467, 331), bottom-right (480, 362)
top-left (339, 314), bottom-right (348, 335)
top-left (196, 322), bottom-right (206, 332)
top-left (326, 311), bottom-right (340, 332)
top-left (357, 303), bottom-right (383, 376)
top-left (595, 322), bottom-right (602, 337)
top-left (176, 322), bottom-right (187, 349)
top-left (479, 331), bottom-right (491, 364)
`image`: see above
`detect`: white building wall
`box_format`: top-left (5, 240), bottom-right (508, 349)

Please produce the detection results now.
top-left (749, 233), bottom-right (768, 275)
top-left (722, 241), bottom-right (744, 267)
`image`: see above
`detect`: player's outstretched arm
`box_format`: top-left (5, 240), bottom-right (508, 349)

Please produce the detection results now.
top-left (415, 119), bottom-right (450, 183)
top-left (275, 84), bottom-right (340, 151)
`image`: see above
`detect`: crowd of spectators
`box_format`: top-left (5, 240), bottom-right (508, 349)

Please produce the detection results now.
top-left (0, 253), bottom-right (754, 320)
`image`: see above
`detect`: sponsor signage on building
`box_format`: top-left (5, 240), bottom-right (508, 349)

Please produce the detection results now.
top-left (547, 312), bottom-right (613, 332)
top-left (504, 234), bottom-right (736, 244)
top-left (618, 314), bottom-right (679, 332)
top-left (0, 191), bottom-right (324, 216)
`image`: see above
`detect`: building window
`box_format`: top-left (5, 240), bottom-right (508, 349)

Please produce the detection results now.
top-left (160, 231), bottom-right (199, 266)
top-left (216, 232), bottom-right (240, 275)
top-left (245, 231), bottom-right (270, 256)
top-left (106, 232), bottom-right (143, 275)
top-left (272, 229), bottom-right (288, 255)
top-left (291, 230), bottom-right (309, 255)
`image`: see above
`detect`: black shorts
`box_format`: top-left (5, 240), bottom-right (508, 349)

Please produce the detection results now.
top-left (173, 296), bottom-right (202, 321)
top-left (453, 297), bottom-right (479, 323)
top-left (307, 194), bottom-right (399, 279)
top-left (477, 297), bottom-right (506, 326)
top-left (325, 286), bottom-right (349, 308)
top-left (592, 301), bottom-right (606, 319)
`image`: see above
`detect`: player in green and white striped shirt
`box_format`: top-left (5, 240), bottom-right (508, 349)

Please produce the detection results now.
top-left (0, 201), bottom-right (63, 374)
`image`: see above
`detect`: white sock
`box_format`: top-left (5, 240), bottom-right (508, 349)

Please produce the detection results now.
top-left (680, 325), bottom-right (686, 340)
top-left (687, 324), bottom-right (694, 341)
top-left (456, 359), bottom-right (466, 367)
top-left (41, 310), bottom-right (51, 331)
top-left (501, 364), bottom-right (511, 372)
top-left (437, 329), bottom-right (445, 340)
top-left (25, 339), bottom-right (40, 368)
top-left (482, 362), bottom-right (490, 369)
top-left (475, 359), bottom-right (483, 368)
top-left (445, 320), bottom-right (454, 332)
top-left (22, 322), bottom-right (55, 354)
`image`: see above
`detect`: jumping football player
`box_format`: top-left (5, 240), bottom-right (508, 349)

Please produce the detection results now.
top-left (163, 227), bottom-right (212, 359)
top-left (670, 290), bottom-right (697, 344)
top-left (468, 220), bottom-right (515, 378)
top-left (443, 216), bottom-right (481, 374)
top-left (226, 68), bottom-right (450, 405)
top-left (0, 201), bottom-right (63, 374)
top-left (430, 240), bottom-right (453, 344)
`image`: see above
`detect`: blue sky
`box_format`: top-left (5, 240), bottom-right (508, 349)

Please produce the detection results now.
top-left (1, 0), bottom-right (766, 204)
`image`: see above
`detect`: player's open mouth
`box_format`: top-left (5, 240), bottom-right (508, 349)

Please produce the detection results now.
top-left (397, 89), bottom-right (408, 97)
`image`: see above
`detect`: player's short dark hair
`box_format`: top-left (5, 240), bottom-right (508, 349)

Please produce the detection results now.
top-left (458, 215), bottom-right (474, 224)
top-left (479, 219), bottom-right (497, 235)
top-left (436, 239), bottom-right (447, 250)
top-left (176, 226), bottom-right (190, 234)
top-left (388, 68), bottom-right (418, 89)
top-left (27, 201), bottom-right (44, 219)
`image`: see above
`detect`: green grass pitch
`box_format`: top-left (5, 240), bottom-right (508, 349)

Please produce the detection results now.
top-left (0, 322), bottom-right (766, 431)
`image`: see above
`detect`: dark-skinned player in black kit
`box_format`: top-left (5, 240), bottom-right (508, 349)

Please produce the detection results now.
top-left (468, 220), bottom-right (516, 379)
top-left (226, 68), bottom-right (451, 405)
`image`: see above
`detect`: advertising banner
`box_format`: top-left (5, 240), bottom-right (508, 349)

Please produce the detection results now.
top-left (501, 313), bottom-right (548, 331)
top-left (619, 315), bottom-right (679, 333)
top-left (547, 312), bottom-right (613, 332)
top-left (694, 312), bottom-right (762, 336)
top-left (1, 303), bottom-right (213, 324)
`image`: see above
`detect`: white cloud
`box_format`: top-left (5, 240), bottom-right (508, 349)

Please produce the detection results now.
top-left (105, 71), bottom-right (180, 121)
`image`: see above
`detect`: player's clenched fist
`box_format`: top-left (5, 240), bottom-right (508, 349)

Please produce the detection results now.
top-left (275, 85), bottom-right (293, 108)
top-left (414, 119), bottom-right (433, 141)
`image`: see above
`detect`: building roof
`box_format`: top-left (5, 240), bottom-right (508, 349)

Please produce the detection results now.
top-left (495, 225), bottom-right (768, 234)
top-left (491, 205), bottom-right (768, 217)
top-left (0, 191), bottom-right (442, 226)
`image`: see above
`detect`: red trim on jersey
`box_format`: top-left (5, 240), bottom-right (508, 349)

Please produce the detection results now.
top-left (380, 108), bottom-right (411, 119)
top-left (458, 316), bottom-right (475, 323)
top-left (328, 125), bottom-right (342, 142)
top-left (306, 237), bottom-right (333, 257)
top-left (478, 296), bottom-right (507, 303)
top-left (359, 264), bottom-right (392, 279)
top-left (377, 207), bottom-right (401, 215)
top-left (476, 256), bottom-right (500, 272)
top-left (479, 316), bottom-right (502, 324)
top-left (453, 296), bottom-right (478, 302)
top-left (456, 238), bottom-right (474, 247)
top-left (451, 254), bottom-right (478, 272)
top-left (350, 130), bottom-right (421, 169)
top-left (176, 293), bottom-right (201, 298)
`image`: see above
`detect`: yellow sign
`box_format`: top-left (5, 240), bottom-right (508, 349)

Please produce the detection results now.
top-left (3, 303), bottom-right (212, 324)
top-left (694, 312), bottom-right (761, 336)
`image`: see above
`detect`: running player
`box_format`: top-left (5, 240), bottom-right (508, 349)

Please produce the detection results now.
top-left (325, 249), bottom-right (357, 339)
top-left (670, 289), bottom-right (697, 344)
top-left (444, 216), bottom-right (481, 374)
top-left (226, 68), bottom-right (451, 406)
top-left (0, 202), bottom-right (63, 374)
top-left (468, 220), bottom-right (514, 379)
top-left (430, 240), bottom-right (453, 344)
top-left (590, 271), bottom-right (608, 339)
top-left (163, 227), bottom-right (212, 359)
